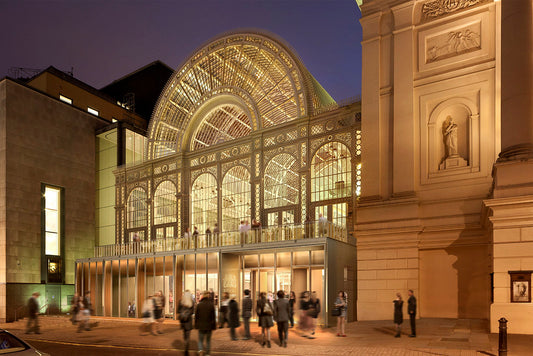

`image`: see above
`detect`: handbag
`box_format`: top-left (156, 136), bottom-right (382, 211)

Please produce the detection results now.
top-left (331, 307), bottom-right (341, 317)
top-left (142, 311), bottom-right (151, 318)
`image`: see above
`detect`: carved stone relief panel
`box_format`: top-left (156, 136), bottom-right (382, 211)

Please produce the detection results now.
top-left (417, 10), bottom-right (493, 75)
top-left (426, 22), bottom-right (481, 63)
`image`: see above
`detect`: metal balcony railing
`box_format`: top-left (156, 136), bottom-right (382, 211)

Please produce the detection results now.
top-left (95, 221), bottom-right (347, 258)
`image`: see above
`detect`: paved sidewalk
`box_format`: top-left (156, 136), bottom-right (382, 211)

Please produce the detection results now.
top-left (1, 316), bottom-right (531, 355)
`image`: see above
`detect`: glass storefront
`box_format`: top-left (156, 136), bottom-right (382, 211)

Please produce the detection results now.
top-left (78, 247), bottom-right (330, 324)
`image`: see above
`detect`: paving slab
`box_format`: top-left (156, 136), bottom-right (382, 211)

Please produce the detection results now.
top-left (0, 316), bottom-right (530, 355)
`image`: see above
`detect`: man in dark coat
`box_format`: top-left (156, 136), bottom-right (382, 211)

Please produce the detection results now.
top-left (408, 289), bottom-right (417, 337)
top-left (273, 290), bottom-right (290, 347)
top-left (228, 295), bottom-right (240, 340)
top-left (242, 289), bottom-right (253, 340)
top-left (26, 292), bottom-right (40, 334)
top-left (195, 291), bottom-right (216, 356)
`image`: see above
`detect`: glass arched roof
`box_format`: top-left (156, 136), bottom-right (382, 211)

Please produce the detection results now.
top-left (147, 31), bottom-right (336, 159)
top-left (191, 104), bottom-right (251, 151)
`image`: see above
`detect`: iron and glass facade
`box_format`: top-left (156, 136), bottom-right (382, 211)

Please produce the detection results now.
top-left (76, 31), bottom-right (359, 326)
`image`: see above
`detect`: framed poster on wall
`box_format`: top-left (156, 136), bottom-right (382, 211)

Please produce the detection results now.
top-left (509, 271), bottom-right (532, 303)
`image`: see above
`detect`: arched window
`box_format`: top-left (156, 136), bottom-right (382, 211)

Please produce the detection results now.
top-left (264, 153), bottom-right (299, 209)
top-left (222, 166), bottom-right (251, 231)
top-left (191, 173), bottom-right (218, 235)
top-left (153, 181), bottom-right (177, 239)
top-left (311, 142), bottom-right (352, 202)
top-left (127, 187), bottom-right (147, 240)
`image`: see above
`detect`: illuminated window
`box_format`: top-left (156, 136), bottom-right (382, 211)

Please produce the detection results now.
top-left (311, 142), bottom-right (352, 202)
top-left (59, 95), bottom-right (72, 105)
top-left (154, 181), bottom-right (177, 225)
top-left (125, 129), bottom-right (147, 165)
top-left (191, 173), bottom-right (218, 234)
top-left (44, 186), bottom-right (61, 256)
top-left (87, 107), bottom-right (99, 116)
top-left (112, 118), bottom-right (118, 123)
top-left (221, 166), bottom-right (251, 231)
top-left (127, 188), bottom-right (147, 229)
top-left (264, 153), bottom-right (299, 209)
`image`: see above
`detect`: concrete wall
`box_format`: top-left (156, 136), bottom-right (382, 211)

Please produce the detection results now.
top-left (0, 80), bottom-right (106, 321)
top-left (327, 239), bottom-right (356, 325)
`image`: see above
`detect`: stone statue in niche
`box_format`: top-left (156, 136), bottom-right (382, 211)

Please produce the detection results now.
top-left (444, 116), bottom-right (458, 157)
top-left (440, 115), bottom-right (467, 170)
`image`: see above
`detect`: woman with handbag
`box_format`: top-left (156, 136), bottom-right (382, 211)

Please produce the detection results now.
top-left (334, 291), bottom-right (347, 337)
top-left (256, 292), bottom-right (274, 348)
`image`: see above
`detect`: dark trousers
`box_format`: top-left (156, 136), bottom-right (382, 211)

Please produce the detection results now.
top-left (243, 317), bottom-right (251, 338)
top-left (277, 321), bottom-right (288, 343)
top-left (182, 329), bottom-right (191, 352)
top-left (230, 326), bottom-right (237, 340)
top-left (26, 315), bottom-right (39, 333)
top-left (198, 330), bottom-right (212, 353)
top-left (410, 314), bottom-right (416, 336)
top-left (289, 312), bottom-right (294, 327)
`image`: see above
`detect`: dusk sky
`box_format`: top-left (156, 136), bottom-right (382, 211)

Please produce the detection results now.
top-left (0, 0), bottom-right (362, 101)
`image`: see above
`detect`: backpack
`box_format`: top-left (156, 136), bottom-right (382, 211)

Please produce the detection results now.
top-left (263, 302), bottom-right (273, 316)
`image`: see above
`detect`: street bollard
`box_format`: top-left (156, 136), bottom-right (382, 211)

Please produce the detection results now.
top-left (498, 317), bottom-right (508, 356)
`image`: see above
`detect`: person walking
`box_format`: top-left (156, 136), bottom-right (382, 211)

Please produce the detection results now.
top-left (334, 291), bottom-right (347, 337)
top-left (195, 291), bottom-right (217, 356)
top-left (288, 291), bottom-right (296, 328)
top-left (153, 291), bottom-right (164, 334)
top-left (70, 294), bottom-right (79, 325)
top-left (257, 292), bottom-right (274, 348)
top-left (298, 291), bottom-right (313, 338)
top-left (242, 289), bottom-right (253, 340)
top-left (407, 289), bottom-right (417, 337)
top-left (308, 291), bottom-right (321, 336)
top-left (273, 290), bottom-right (290, 347)
top-left (228, 295), bottom-right (240, 340)
top-left (178, 291), bottom-right (194, 356)
top-left (393, 292), bottom-right (404, 338)
top-left (141, 295), bottom-right (155, 336)
top-left (77, 297), bottom-right (91, 333)
top-left (26, 292), bottom-right (40, 334)
top-left (219, 292), bottom-right (229, 328)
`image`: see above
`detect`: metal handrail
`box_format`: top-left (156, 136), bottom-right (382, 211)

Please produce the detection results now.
top-left (95, 221), bottom-right (348, 257)
top-left (14, 305), bottom-right (26, 321)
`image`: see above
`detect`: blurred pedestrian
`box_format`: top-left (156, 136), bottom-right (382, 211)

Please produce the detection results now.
top-left (288, 291), bottom-right (296, 328)
top-left (77, 297), bottom-right (91, 332)
top-left (195, 291), bottom-right (217, 356)
top-left (298, 291), bottom-right (313, 338)
top-left (70, 294), bottom-right (79, 325)
top-left (141, 295), bottom-right (155, 336)
top-left (26, 292), bottom-right (40, 334)
top-left (257, 292), bottom-right (274, 348)
top-left (154, 291), bottom-right (164, 334)
top-left (228, 295), bottom-right (240, 340)
top-left (178, 291), bottom-right (194, 356)
top-left (219, 292), bottom-right (229, 328)
top-left (274, 290), bottom-right (289, 347)
top-left (308, 291), bottom-right (321, 336)
top-left (242, 289), bottom-right (253, 340)
top-left (393, 292), bottom-right (403, 338)
top-left (334, 291), bottom-right (347, 337)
